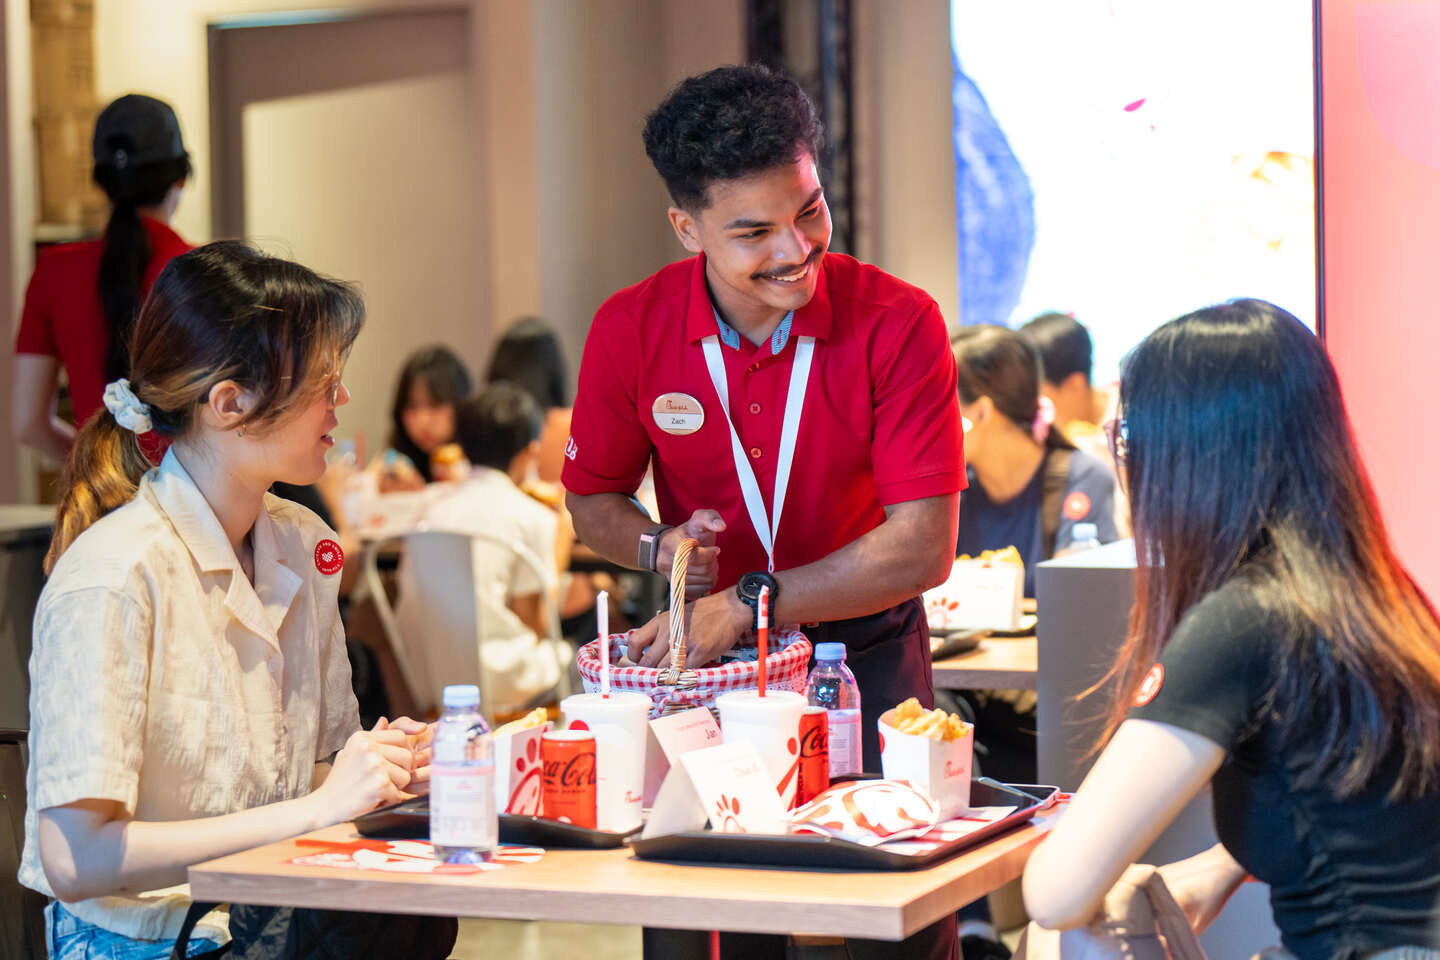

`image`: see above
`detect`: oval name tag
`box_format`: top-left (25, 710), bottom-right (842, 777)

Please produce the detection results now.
top-left (652, 392), bottom-right (705, 435)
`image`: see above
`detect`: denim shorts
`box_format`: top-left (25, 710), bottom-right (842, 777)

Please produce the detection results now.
top-left (46, 901), bottom-right (225, 960)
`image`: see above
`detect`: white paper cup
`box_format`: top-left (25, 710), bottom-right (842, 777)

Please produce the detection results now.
top-left (560, 692), bottom-right (649, 831)
top-left (715, 690), bottom-right (806, 809)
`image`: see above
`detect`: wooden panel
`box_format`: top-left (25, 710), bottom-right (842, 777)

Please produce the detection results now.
top-left (192, 813), bottom-right (1056, 941)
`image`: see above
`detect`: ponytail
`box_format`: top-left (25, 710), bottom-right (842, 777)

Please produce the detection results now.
top-left (46, 410), bottom-right (152, 573)
top-left (98, 199), bottom-right (150, 383)
top-left (93, 156), bottom-right (191, 383)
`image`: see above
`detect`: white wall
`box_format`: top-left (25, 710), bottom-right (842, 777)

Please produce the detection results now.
top-left (853, 0), bottom-right (958, 328)
top-left (89, 0), bottom-right (747, 397)
top-left (3, 0), bottom-right (35, 502)
top-left (244, 71), bottom-right (478, 457)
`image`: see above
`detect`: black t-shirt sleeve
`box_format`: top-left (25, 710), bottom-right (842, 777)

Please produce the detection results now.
top-left (1128, 583), bottom-right (1277, 753)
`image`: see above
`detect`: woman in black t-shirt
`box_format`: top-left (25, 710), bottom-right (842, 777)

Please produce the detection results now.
top-left (1022, 300), bottom-right (1440, 958)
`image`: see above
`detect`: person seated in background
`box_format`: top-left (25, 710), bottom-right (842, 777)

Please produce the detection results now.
top-left (1017, 311), bottom-right (1104, 435)
top-left (1019, 311), bottom-right (1130, 536)
top-left (486, 316), bottom-right (573, 487)
top-left (376, 344), bottom-right (473, 491)
top-left (397, 382), bottom-right (571, 717)
top-left (953, 324), bottom-right (1118, 597)
top-left (1024, 300), bottom-right (1440, 958)
top-left (23, 242), bottom-right (435, 958)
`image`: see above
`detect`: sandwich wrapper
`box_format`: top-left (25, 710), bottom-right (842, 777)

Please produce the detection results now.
top-left (790, 780), bottom-right (940, 847)
top-left (877, 708), bottom-right (974, 819)
top-left (492, 721), bottom-right (550, 815)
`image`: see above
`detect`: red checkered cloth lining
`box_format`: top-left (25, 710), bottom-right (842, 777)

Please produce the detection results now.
top-left (576, 628), bottom-right (813, 718)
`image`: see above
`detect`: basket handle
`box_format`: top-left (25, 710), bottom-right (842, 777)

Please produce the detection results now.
top-left (668, 537), bottom-right (698, 674)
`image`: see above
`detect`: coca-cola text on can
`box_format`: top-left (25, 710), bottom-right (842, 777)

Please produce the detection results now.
top-left (797, 706), bottom-right (830, 805)
top-left (541, 729), bottom-right (598, 829)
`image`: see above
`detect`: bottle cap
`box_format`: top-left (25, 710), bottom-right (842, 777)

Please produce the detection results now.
top-left (815, 642), bottom-right (847, 662)
top-left (1072, 522), bottom-right (1100, 542)
top-left (442, 684), bottom-right (481, 708)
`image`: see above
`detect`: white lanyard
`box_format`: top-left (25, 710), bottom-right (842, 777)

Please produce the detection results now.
top-left (701, 333), bottom-right (816, 573)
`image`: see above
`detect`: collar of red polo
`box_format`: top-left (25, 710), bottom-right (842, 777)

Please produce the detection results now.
top-left (684, 252), bottom-right (833, 345)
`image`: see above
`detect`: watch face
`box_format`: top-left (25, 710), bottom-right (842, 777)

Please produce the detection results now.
top-left (738, 572), bottom-right (774, 602)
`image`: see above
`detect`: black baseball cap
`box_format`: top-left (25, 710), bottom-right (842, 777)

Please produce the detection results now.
top-left (92, 94), bottom-right (188, 170)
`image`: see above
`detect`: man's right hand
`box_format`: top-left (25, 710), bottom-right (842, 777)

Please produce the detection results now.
top-left (656, 509), bottom-right (725, 599)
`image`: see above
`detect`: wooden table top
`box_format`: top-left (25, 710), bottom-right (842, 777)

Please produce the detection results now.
top-left (931, 635), bottom-right (1037, 691)
top-left (190, 812), bottom-right (1057, 941)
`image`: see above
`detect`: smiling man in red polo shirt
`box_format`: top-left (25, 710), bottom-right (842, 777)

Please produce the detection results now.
top-left (564, 62), bottom-right (962, 767)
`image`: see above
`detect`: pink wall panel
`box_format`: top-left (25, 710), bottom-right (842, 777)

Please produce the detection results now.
top-left (1321, 0), bottom-right (1440, 598)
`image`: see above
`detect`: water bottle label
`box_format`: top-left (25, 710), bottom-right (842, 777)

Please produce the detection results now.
top-left (828, 710), bottom-right (862, 776)
top-left (431, 762), bottom-right (497, 847)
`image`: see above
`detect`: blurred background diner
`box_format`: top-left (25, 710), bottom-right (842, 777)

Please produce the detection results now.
top-left (3, 0), bottom-right (1437, 958)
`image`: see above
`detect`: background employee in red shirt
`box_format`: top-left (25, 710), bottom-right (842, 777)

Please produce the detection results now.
top-left (13, 94), bottom-right (192, 462)
top-left (564, 62), bottom-right (963, 775)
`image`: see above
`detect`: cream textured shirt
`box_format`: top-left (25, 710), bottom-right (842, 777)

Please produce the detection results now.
top-left (396, 468), bottom-right (567, 714)
top-left (20, 451), bottom-right (360, 941)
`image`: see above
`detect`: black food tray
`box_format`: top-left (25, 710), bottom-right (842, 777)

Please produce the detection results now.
top-left (354, 797), bottom-right (640, 848)
top-left (929, 627), bottom-right (987, 660)
top-left (627, 781), bottom-right (1057, 871)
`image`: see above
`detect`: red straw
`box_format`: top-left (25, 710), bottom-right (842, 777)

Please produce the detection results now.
top-left (757, 585), bottom-right (769, 697)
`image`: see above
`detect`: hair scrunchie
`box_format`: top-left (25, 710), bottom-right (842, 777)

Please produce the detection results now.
top-left (1031, 395), bottom-right (1055, 443)
top-left (103, 378), bottom-right (153, 434)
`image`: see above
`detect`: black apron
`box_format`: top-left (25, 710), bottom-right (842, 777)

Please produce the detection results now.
top-left (802, 594), bottom-right (935, 773)
top-left (643, 596), bottom-right (957, 960)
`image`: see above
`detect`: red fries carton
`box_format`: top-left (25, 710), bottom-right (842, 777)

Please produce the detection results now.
top-left (877, 702), bottom-right (974, 819)
top-left (492, 720), bottom-right (550, 815)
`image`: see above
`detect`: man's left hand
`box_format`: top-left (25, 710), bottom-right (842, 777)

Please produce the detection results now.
top-left (628, 590), bottom-right (753, 668)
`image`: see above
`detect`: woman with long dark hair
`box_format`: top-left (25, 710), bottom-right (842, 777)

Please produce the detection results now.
top-left (382, 345), bottom-right (473, 487)
top-left (1023, 300), bottom-right (1440, 956)
top-left (13, 95), bottom-right (193, 461)
top-left (953, 324), bottom-right (1118, 596)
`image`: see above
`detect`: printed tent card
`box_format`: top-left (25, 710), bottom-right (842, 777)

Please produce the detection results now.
top-left (642, 707), bottom-right (722, 806)
top-left (643, 741), bottom-right (790, 837)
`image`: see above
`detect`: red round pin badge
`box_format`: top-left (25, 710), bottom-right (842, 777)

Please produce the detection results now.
top-left (1063, 491), bottom-right (1092, 521)
top-left (314, 539), bottom-right (344, 576)
top-left (1134, 663), bottom-right (1164, 707)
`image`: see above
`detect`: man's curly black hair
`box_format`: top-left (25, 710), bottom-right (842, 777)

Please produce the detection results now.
top-left (643, 64), bottom-right (824, 211)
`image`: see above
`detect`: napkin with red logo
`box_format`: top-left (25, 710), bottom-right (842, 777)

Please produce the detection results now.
top-left (790, 780), bottom-right (940, 847)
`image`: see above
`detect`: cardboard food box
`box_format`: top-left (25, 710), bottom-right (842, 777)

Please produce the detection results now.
top-left (877, 707), bottom-right (974, 819)
top-left (924, 556), bottom-right (1024, 631)
top-left (492, 722), bottom-right (549, 815)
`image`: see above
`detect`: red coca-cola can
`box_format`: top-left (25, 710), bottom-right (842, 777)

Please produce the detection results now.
top-left (541, 729), bottom-right (597, 829)
top-left (797, 706), bottom-right (830, 805)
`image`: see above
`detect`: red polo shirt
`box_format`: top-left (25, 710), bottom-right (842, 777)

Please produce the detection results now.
top-left (563, 251), bottom-right (965, 591)
top-left (14, 217), bottom-right (192, 429)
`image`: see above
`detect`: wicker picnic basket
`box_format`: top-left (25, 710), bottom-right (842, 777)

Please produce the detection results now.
top-left (574, 539), bottom-right (812, 718)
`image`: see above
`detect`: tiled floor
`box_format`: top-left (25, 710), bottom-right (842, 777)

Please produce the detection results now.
top-left (450, 919), bottom-right (641, 959)
top-left (448, 919), bottom-right (1023, 959)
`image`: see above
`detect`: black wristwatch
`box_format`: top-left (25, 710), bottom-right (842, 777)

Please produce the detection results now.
top-left (736, 571), bottom-right (779, 631)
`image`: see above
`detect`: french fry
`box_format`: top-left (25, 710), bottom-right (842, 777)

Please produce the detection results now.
top-left (889, 699), bottom-right (972, 741)
top-left (492, 706), bottom-right (549, 740)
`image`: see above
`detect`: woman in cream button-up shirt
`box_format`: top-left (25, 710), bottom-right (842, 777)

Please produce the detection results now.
top-left (22, 242), bottom-right (431, 958)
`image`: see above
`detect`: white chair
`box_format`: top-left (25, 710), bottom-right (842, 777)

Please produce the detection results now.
top-left (371, 529), bottom-right (571, 721)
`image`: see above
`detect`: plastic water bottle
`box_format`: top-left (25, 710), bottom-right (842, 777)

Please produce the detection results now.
top-left (430, 684), bottom-right (497, 863)
top-left (805, 643), bottom-right (863, 776)
top-left (1068, 521), bottom-right (1103, 553)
